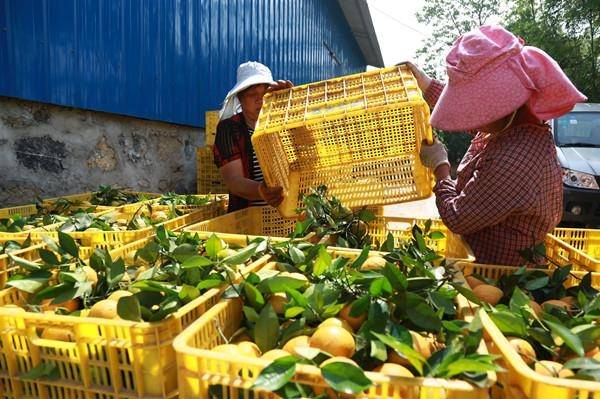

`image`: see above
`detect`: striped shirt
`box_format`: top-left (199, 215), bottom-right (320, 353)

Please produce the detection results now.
top-left (248, 126), bottom-right (267, 206)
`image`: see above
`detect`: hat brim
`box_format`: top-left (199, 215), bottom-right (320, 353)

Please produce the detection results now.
top-left (224, 75), bottom-right (276, 103)
top-left (430, 64), bottom-right (531, 132)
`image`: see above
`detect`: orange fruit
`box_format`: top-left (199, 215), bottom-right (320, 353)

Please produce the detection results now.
top-left (41, 298), bottom-right (79, 313)
top-left (361, 256), bottom-right (387, 270)
top-left (534, 360), bottom-right (574, 377)
top-left (472, 284), bottom-right (503, 305)
top-left (389, 331), bottom-right (432, 365)
top-left (338, 303), bottom-right (366, 331)
top-left (465, 276), bottom-right (485, 289)
top-left (268, 293), bottom-right (288, 315)
top-left (374, 363), bottom-right (414, 377)
top-left (41, 327), bottom-right (75, 342)
top-left (108, 290), bottom-right (133, 301)
top-left (237, 341), bottom-right (261, 358)
top-left (508, 338), bottom-right (536, 365)
top-left (88, 299), bottom-right (119, 319)
top-left (309, 326), bottom-right (355, 358)
top-left (232, 333), bottom-right (252, 343)
top-left (560, 296), bottom-right (578, 309)
top-left (82, 266), bottom-right (98, 288)
top-left (318, 317), bottom-right (353, 333)
top-left (282, 335), bottom-right (311, 356)
top-left (529, 301), bottom-right (542, 316)
top-left (261, 349), bottom-right (291, 361)
top-left (542, 300), bottom-right (570, 311)
top-left (320, 356), bottom-right (357, 367)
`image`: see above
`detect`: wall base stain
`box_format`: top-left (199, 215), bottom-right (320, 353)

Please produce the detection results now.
top-left (0, 96), bottom-right (204, 207)
top-left (15, 135), bottom-right (66, 173)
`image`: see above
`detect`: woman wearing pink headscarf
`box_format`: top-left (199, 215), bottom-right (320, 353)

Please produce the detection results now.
top-left (411, 25), bottom-right (587, 266)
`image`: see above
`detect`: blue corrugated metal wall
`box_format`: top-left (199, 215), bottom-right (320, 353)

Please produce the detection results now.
top-left (0, 0), bottom-right (366, 127)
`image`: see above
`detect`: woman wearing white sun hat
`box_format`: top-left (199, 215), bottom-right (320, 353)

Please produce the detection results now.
top-left (213, 61), bottom-right (292, 212)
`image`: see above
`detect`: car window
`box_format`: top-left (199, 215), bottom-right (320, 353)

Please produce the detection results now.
top-left (555, 112), bottom-right (600, 146)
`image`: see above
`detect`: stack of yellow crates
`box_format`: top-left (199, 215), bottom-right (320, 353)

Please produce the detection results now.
top-left (196, 111), bottom-right (227, 194)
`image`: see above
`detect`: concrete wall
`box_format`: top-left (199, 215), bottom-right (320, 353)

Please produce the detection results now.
top-left (0, 96), bottom-right (204, 207)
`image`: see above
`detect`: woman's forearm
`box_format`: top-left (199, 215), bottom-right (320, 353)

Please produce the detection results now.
top-left (223, 175), bottom-right (263, 201)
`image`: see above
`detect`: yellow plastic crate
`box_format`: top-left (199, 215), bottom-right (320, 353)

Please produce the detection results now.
top-left (196, 147), bottom-right (228, 194)
top-left (545, 228), bottom-right (600, 272)
top-left (252, 65), bottom-right (434, 217)
top-left (0, 234), bottom-right (272, 399)
top-left (21, 201), bottom-right (225, 249)
top-left (205, 110), bottom-right (219, 146)
top-left (0, 204), bottom-right (39, 219)
top-left (185, 207), bottom-right (474, 263)
top-left (174, 253), bottom-right (493, 399)
top-left (456, 262), bottom-right (600, 399)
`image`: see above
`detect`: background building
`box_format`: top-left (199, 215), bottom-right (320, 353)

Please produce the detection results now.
top-left (0, 0), bottom-right (382, 205)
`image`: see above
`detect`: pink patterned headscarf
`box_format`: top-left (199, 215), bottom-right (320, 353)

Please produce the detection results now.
top-left (430, 25), bottom-right (587, 131)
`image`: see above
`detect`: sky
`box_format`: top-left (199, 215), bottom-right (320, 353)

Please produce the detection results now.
top-left (366, 0), bottom-right (431, 67)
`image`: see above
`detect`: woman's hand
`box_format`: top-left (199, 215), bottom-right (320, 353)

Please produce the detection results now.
top-left (420, 139), bottom-right (451, 181)
top-left (267, 80), bottom-right (293, 93)
top-left (258, 182), bottom-right (284, 207)
top-left (397, 61), bottom-right (432, 93)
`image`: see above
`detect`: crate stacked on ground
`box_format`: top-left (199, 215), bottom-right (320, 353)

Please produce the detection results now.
top-left (252, 65), bottom-right (434, 217)
top-left (174, 248), bottom-right (495, 399)
top-left (0, 233), bottom-right (272, 399)
top-left (457, 261), bottom-right (600, 399)
top-left (546, 227), bottom-right (600, 272)
top-left (42, 190), bottom-right (161, 212)
top-left (197, 111), bottom-right (228, 194)
top-left (184, 206), bottom-right (474, 263)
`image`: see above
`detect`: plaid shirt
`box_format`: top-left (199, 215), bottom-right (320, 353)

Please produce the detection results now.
top-left (424, 80), bottom-right (563, 266)
top-left (213, 113), bottom-right (262, 212)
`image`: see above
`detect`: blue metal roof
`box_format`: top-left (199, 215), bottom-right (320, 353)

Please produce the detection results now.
top-left (0, 0), bottom-right (369, 127)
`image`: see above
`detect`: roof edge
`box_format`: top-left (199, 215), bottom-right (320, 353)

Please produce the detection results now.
top-left (337, 0), bottom-right (384, 68)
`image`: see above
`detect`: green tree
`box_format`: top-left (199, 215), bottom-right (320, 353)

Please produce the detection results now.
top-left (506, 0), bottom-right (599, 102)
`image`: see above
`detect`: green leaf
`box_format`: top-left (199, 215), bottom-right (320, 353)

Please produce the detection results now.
top-left (286, 288), bottom-right (308, 307)
top-left (381, 262), bottom-right (408, 291)
top-left (38, 249), bottom-right (60, 265)
top-left (21, 362), bottom-right (59, 380)
top-left (407, 277), bottom-right (435, 291)
top-left (252, 356), bottom-right (298, 391)
top-left (321, 362), bottom-right (372, 395)
top-left (222, 243), bottom-right (257, 266)
top-left (451, 282), bottom-right (482, 306)
top-left (171, 244), bottom-right (197, 262)
top-left (205, 234), bottom-right (224, 259)
top-left (509, 287), bottom-right (532, 314)
top-left (264, 276), bottom-right (307, 293)
top-left (196, 278), bottom-right (224, 291)
top-left (429, 231), bottom-right (445, 240)
top-left (545, 320), bottom-right (584, 357)
top-left (255, 304), bottom-right (279, 352)
top-left (563, 358), bottom-right (600, 371)
top-left (289, 246), bottom-right (306, 265)
top-left (179, 285), bottom-right (200, 303)
top-left (117, 296), bottom-right (142, 321)
top-left (58, 231), bottom-right (78, 258)
top-left (351, 246), bottom-right (370, 269)
top-left (405, 293), bottom-right (441, 332)
top-left (372, 332), bottom-right (426, 375)
top-left (524, 276), bottom-right (550, 291)
top-left (107, 258), bottom-right (125, 287)
top-left (285, 306), bottom-right (305, 318)
top-left (181, 255), bottom-right (213, 269)
top-left (244, 283), bottom-right (265, 310)
top-left (370, 339), bottom-right (388, 362)
top-left (445, 357), bottom-right (499, 378)
top-left (243, 305), bottom-right (260, 323)
top-left (369, 277), bottom-right (392, 296)
top-left (7, 270), bottom-right (52, 293)
top-left (313, 247), bottom-right (331, 276)
top-left (8, 253), bottom-right (41, 271)
top-left (430, 291), bottom-right (457, 316)
top-left (489, 311), bottom-right (528, 338)
top-left (349, 295), bottom-right (370, 317)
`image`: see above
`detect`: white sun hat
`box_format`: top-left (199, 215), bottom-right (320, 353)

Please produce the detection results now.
top-left (219, 61), bottom-right (275, 120)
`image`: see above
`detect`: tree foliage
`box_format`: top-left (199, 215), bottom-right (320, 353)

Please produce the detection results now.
top-left (415, 0), bottom-right (599, 164)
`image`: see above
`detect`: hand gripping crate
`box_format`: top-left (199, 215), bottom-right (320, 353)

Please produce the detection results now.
top-left (252, 65), bottom-right (434, 217)
top-left (456, 261), bottom-right (600, 399)
top-left (545, 228), bottom-right (600, 272)
top-left (196, 147), bottom-right (228, 194)
top-left (0, 234), bottom-right (272, 399)
top-left (173, 251), bottom-right (494, 399)
top-left (185, 207), bottom-right (474, 263)
top-left (204, 110), bottom-right (220, 146)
